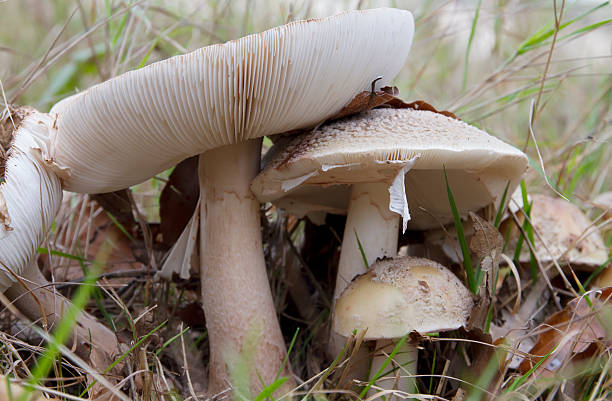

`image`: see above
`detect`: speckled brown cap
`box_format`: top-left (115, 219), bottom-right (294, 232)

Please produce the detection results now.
top-left (252, 108), bottom-right (528, 229)
top-left (333, 256), bottom-right (473, 339)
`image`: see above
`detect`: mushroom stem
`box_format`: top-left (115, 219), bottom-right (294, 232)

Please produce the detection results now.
top-left (5, 261), bottom-right (119, 369)
top-left (199, 139), bottom-right (293, 397)
top-left (334, 182), bottom-right (400, 298)
top-left (369, 339), bottom-right (417, 400)
top-left (329, 182), bottom-right (399, 359)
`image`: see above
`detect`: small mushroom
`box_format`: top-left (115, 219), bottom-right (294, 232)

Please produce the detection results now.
top-left (251, 107), bottom-right (528, 356)
top-left (333, 256), bottom-right (473, 398)
top-left (48, 9), bottom-right (416, 395)
top-left (502, 194), bottom-right (608, 272)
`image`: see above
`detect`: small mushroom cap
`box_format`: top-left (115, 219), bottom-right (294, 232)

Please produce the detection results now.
top-left (252, 108), bottom-right (528, 229)
top-left (333, 256), bottom-right (473, 340)
top-left (49, 8), bottom-right (414, 193)
top-left (593, 192), bottom-right (612, 215)
top-left (503, 194), bottom-right (608, 268)
top-left (0, 108), bottom-right (62, 291)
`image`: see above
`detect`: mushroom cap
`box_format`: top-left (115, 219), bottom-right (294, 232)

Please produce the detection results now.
top-left (49, 8), bottom-right (415, 193)
top-left (333, 256), bottom-right (473, 340)
top-left (0, 108), bottom-right (62, 291)
top-left (251, 108), bottom-right (528, 230)
top-left (593, 192), bottom-right (612, 214)
top-left (504, 194), bottom-right (608, 268)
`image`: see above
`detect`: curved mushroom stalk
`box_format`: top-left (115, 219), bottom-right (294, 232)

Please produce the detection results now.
top-left (199, 139), bottom-right (293, 397)
top-left (1, 108), bottom-right (121, 398)
top-left (5, 261), bottom-right (120, 372)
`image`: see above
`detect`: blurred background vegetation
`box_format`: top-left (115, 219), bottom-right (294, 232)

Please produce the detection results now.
top-left (1, 0), bottom-right (610, 210)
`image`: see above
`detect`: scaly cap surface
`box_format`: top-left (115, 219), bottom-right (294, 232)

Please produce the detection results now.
top-left (333, 256), bottom-right (473, 340)
top-left (252, 108), bottom-right (528, 229)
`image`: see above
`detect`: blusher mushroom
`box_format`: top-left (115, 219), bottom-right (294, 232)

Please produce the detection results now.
top-left (333, 257), bottom-right (473, 398)
top-left (251, 107), bottom-right (529, 356)
top-left (47, 9), bottom-right (416, 395)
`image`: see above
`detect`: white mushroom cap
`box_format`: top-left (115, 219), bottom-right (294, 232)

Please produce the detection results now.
top-left (504, 194), bottom-right (608, 268)
top-left (333, 256), bottom-right (473, 340)
top-left (49, 8), bottom-right (415, 193)
top-left (0, 108), bottom-right (62, 291)
top-left (252, 108), bottom-right (528, 230)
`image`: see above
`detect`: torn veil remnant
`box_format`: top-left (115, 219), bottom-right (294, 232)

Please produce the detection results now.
top-left (48, 8), bottom-right (416, 396)
top-left (252, 107), bottom-right (528, 357)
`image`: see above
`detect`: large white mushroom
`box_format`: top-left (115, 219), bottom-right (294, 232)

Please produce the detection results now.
top-left (47, 8), bottom-right (416, 396)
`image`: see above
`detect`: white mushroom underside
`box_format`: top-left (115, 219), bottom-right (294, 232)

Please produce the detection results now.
top-left (252, 108), bottom-right (528, 229)
top-left (50, 8), bottom-right (415, 193)
top-left (0, 111), bottom-right (62, 291)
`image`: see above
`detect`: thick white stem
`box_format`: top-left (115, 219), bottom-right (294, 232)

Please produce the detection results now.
top-left (199, 140), bottom-right (293, 397)
top-left (333, 182), bottom-right (400, 300)
top-left (369, 339), bottom-right (418, 400)
top-left (329, 182), bottom-right (399, 369)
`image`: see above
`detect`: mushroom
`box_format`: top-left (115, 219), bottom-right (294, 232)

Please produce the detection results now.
top-left (333, 256), bottom-right (473, 397)
top-left (251, 107), bottom-right (528, 356)
top-left (0, 108), bottom-right (119, 388)
top-left (47, 8), bottom-right (416, 396)
top-left (501, 193), bottom-right (608, 273)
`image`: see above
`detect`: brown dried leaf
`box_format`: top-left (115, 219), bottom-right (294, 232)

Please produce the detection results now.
top-left (467, 213), bottom-right (503, 330)
top-left (159, 156), bottom-right (199, 246)
top-left (0, 191), bottom-right (11, 231)
top-left (469, 212), bottom-right (503, 297)
top-left (330, 86), bottom-right (459, 122)
top-left (91, 189), bottom-right (137, 230)
top-left (330, 86), bottom-right (400, 120)
top-left (518, 288), bottom-right (612, 375)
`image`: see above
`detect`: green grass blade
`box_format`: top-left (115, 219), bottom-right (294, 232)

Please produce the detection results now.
top-left (253, 377), bottom-right (288, 401)
top-left (444, 167), bottom-right (476, 294)
top-left (359, 332), bottom-right (411, 399)
top-left (584, 256), bottom-right (612, 288)
top-left (354, 230), bottom-right (369, 269)
top-left (494, 181), bottom-right (511, 228)
top-left (505, 345), bottom-right (557, 393)
top-left (462, 0), bottom-right (482, 92)
top-left (20, 261), bottom-right (103, 401)
top-left (515, 1), bottom-right (609, 56)
top-left (155, 325), bottom-right (191, 357)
